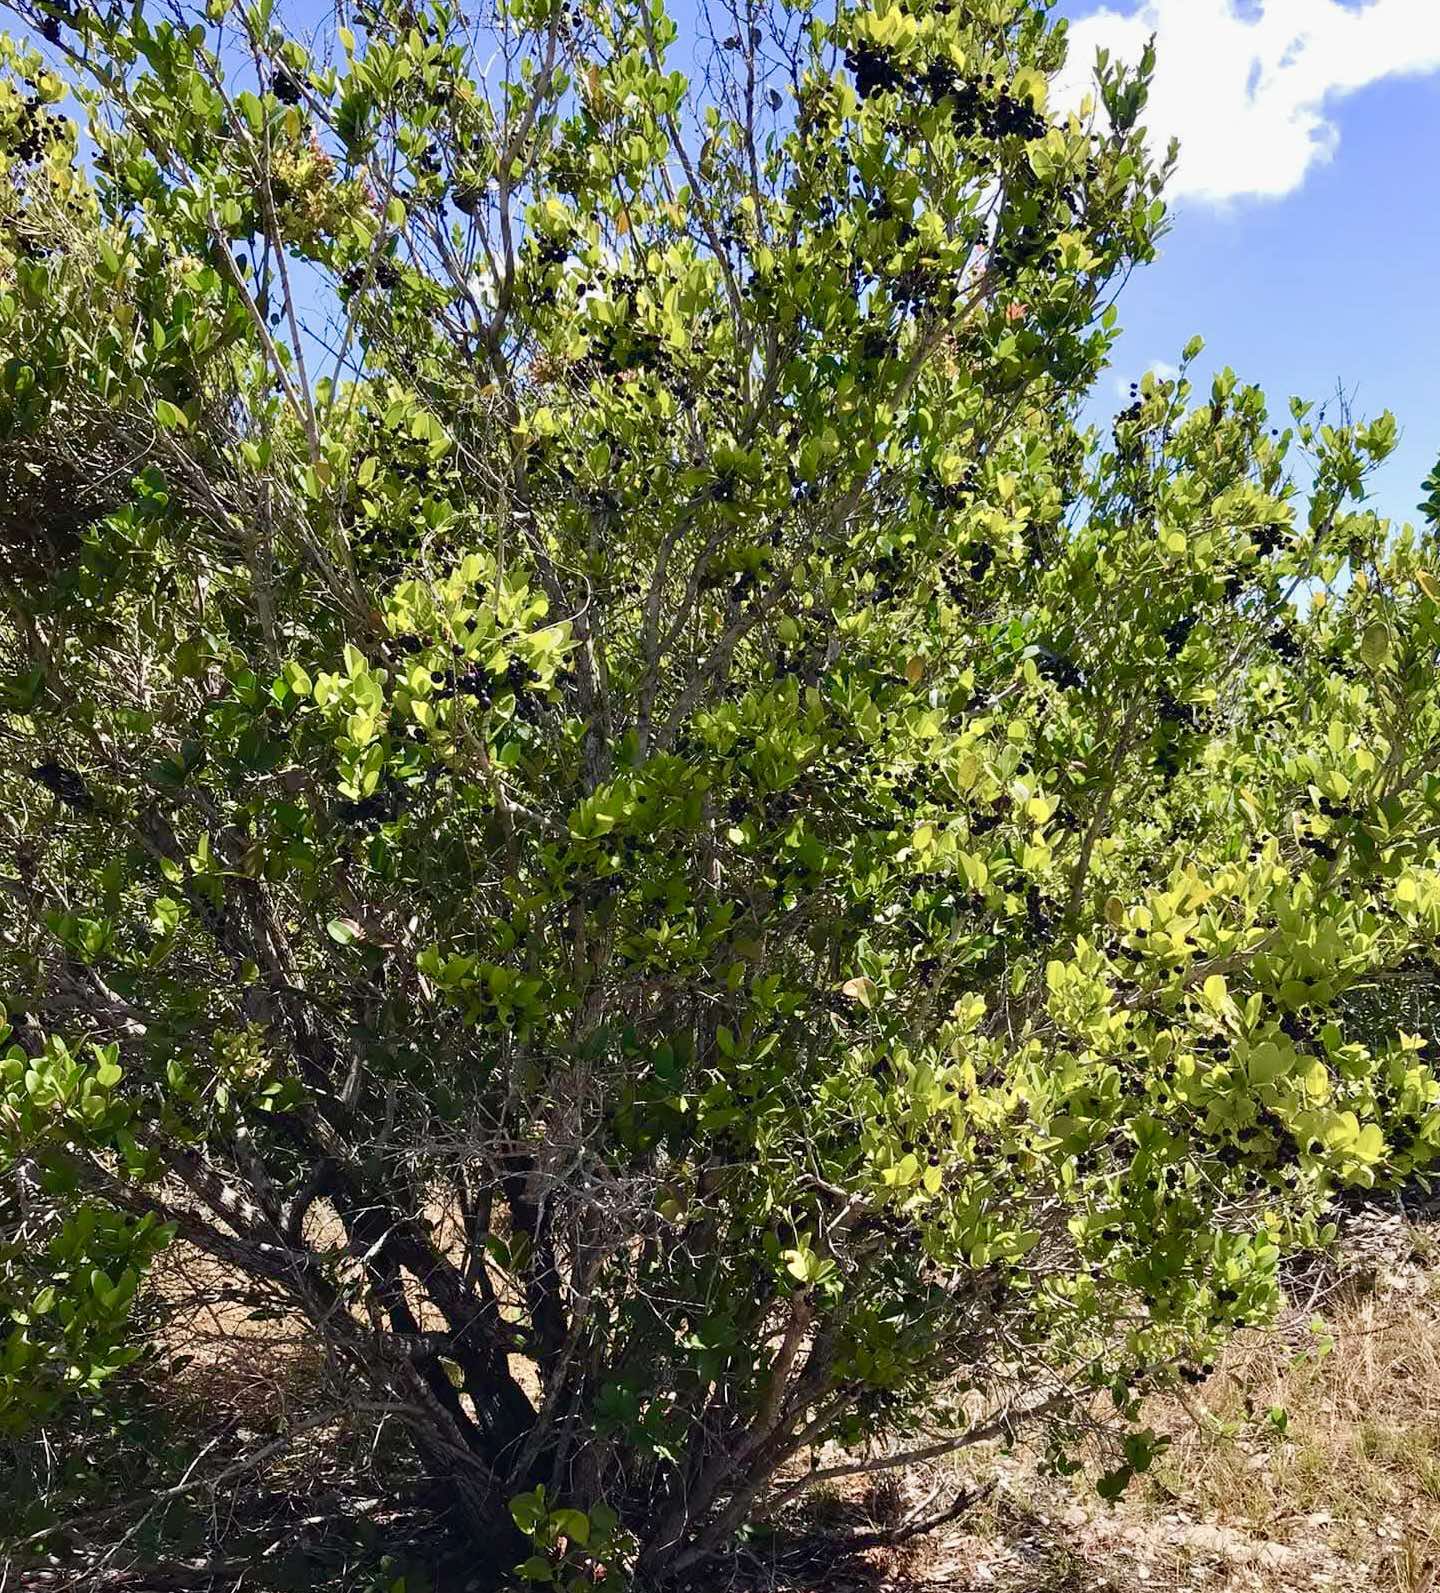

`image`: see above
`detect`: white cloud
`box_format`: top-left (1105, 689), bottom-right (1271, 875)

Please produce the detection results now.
top-left (1056, 0), bottom-right (1440, 204)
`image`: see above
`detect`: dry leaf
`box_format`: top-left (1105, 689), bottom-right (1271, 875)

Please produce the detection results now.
top-left (841, 975), bottom-right (878, 1009)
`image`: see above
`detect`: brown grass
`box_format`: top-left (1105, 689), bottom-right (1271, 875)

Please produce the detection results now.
top-left (896, 1215), bottom-right (1440, 1592)
top-left (1134, 1270), bottom-right (1440, 1590)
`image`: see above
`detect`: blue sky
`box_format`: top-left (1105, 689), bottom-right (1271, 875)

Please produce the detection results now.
top-left (1055, 0), bottom-right (1440, 527)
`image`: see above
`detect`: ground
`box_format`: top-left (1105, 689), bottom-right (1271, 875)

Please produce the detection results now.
top-left (6, 1196), bottom-right (1438, 1592)
top-left (783, 1194), bottom-right (1440, 1593)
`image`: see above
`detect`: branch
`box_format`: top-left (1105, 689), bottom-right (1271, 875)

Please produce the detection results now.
top-left (762, 1393), bottom-right (1069, 1515)
top-left (837, 1480), bottom-right (998, 1554)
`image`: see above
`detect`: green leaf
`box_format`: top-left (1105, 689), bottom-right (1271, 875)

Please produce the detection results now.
top-left (1096, 1465), bottom-right (1133, 1502)
top-left (550, 1508), bottom-right (590, 1547)
top-left (783, 1248), bottom-right (813, 1283)
top-left (1201, 974), bottom-right (1229, 1012)
top-left (1360, 623), bottom-right (1392, 670)
top-left (236, 90), bottom-right (265, 133)
top-left (510, 1488), bottom-right (547, 1534)
top-left (282, 661), bottom-right (313, 697)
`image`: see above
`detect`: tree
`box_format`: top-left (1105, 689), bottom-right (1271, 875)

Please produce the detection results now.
top-left (2, 0), bottom-right (1439, 1584)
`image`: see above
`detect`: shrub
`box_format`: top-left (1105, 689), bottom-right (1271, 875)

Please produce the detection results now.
top-left (2, 0), bottom-right (1439, 1583)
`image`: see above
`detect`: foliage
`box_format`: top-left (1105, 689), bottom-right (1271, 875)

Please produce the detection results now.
top-left (1, 0), bottom-right (1439, 1583)
top-left (510, 1484), bottom-right (633, 1588)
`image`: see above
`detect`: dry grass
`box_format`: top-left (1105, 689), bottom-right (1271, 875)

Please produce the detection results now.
top-left (1129, 1274), bottom-right (1440, 1589)
top-left (892, 1210), bottom-right (1440, 1593)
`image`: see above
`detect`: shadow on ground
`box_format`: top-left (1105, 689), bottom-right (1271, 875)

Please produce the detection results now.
top-left (707, 1493), bottom-right (1127, 1593)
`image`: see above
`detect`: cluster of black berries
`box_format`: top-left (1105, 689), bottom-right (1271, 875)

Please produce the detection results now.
top-left (889, 263), bottom-right (943, 310)
top-left (505, 657), bottom-right (547, 724)
top-left (28, 760), bottom-right (92, 811)
top-left (1022, 884), bottom-right (1054, 945)
top-left (430, 659), bottom-right (494, 705)
top-left (994, 223), bottom-right (1052, 283)
top-left (866, 568), bottom-right (901, 607)
top-left (1298, 832), bottom-right (1338, 863)
top-left (586, 263), bottom-right (640, 299)
top-left (1161, 613), bottom-right (1196, 657)
top-left (1254, 1104), bottom-right (1302, 1159)
top-left (724, 791), bottom-right (751, 824)
top-left (962, 540), bottom-right (995, 582)
top-left (1268, 625), bottom-right (1301, 664)
top-left (1252, 522), bottom-right (1287, 557)
top-left (921, 60), bottom-right (987, 134)
top-left (1112, 399), bottom-right (1147, 459)
top-left (338, 781), bottom-right (403, 827)
top-left (38, 4), bottom-right (88, 44)
top-left (339, 258), bottom-right (401, 295)
top-left (1277, 1010), bottom-right (1315, 1045)
top-left (846, 46), bottom-right (1046, 141)
top-left (4, 93), bottom-right (65, 165)
top-left (844, 42), bottom-right (908, 100)
top-left (771, 647), bottom-right (802, 682)
top-left (9, 227), bottom-right (53, 260)
top-left (740, 264), bottom-right (775, 311)
top-left (920, 464), bottom-right (978, 513)
top-left (531, 233), bottom-right (570, 269)
top-left (912, 954), bottom-right (942, 985)
top-left (582, 325), bottom-right (675, 385)
top-left (888, 768), bottom-right (929, 812)
top-left (859, 324), bottom-right (898, 364)
top-left (989, 87), bottom-right (1046, 140)
top-left (715, 214), bottom-right (746, 255)
top-left (347, 519), bottom-right (417, 582)
top-left (272, 67), bottom-right (302, 105)
top-left (865, 191), bottom-right (918, 243)
top-left (1032, 645), bottom-right (1082, 689)
top-left (1155, 686), bottom-right (1197, 732)
top-left (1153, 691), bottom-right (1197, 739)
